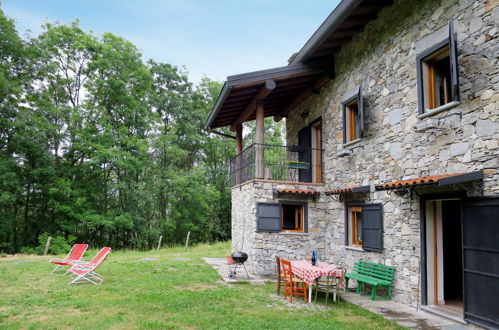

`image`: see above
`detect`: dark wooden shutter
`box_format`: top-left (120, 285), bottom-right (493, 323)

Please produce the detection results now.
top-left (342, 103), bottom-right (347, 143)
top-left (344, 207), bottom-right (349, 246)
top-left (462, 197), bottom-right (499, 329)
top-left (298, 126), bottom-right (311, 182)
top-left (357, 84), bottom-right (364, 139)
top-left (449, 17), bottom-right (460, 102)
top-left (257, 203), bottom-right (281, 232)
top-left (362, 204), bottom-right (383, 252)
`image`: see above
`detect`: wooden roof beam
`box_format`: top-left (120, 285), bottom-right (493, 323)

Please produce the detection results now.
top-left (230, 80), bottom-right (276, 131)
top-left (273, 74), bottom-right (332, 122)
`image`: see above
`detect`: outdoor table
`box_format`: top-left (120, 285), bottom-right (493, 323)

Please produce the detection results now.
top-left (290, 260), bottom-right (343, 303)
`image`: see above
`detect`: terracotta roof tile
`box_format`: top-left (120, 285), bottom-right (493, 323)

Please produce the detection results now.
top-left (325, 187), bottom-right (354, 195)
top-left (376, 172), bottom-right (465, 190)
top-left (325, 185), bottom-right (370, 196)
top-left (276, 188), bottom-right (320, 196)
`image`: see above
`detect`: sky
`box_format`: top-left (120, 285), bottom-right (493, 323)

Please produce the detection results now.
top-left (2, 0), bottom-right (339, 83)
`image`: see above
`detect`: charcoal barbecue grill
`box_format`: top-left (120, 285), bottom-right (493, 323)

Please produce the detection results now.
top-left (228, 251), bottom-right (249, 280)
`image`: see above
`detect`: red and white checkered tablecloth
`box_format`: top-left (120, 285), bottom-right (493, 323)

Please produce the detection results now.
top-left (290, 261), bottom-right (344, 286)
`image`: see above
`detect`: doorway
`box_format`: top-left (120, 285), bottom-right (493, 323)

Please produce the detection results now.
top-left (311, 121), bottom-right (322, 183)
top-left (425, 199), bottom-right (463, 314)
top-left (297, 118), bottom-right (322, 183)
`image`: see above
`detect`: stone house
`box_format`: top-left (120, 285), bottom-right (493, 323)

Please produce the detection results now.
top-left (205, 0), bottom-right (499, 328)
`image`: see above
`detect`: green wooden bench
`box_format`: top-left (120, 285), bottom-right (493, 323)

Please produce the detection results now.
top-left (345, 260), bottom-right (396, 300)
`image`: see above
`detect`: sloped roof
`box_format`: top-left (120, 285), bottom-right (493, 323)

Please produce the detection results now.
top-left (205, 61), bottom-right (328, 129)
top-left (375, 171), bottom-right (484, 191)
top-left (205, 0), bottom-right (394, 130)
top-left (290, 0), bottom-right (394, 64)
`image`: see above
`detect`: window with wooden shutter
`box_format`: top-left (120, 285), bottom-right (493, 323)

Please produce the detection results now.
top-left (342, 85), bottom-right (365, 144)
top-left (449, 18), bottom-right (460, 103)
top-left (345, 203), bottom-right (383, 252)
top-left (416, 18), bottom-right (460, 115)
top-left (281, 203), bottom-right (305, 232)
top-left (256, 203), bottom-right (281, 232)
top-left (357, 84), bottom-right (364, 139)
top-left (361, 204), bottom-right (383, 252)
top-left (350, 206), bottom-right (363, 246)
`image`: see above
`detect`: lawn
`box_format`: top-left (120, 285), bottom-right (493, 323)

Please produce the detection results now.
top-left (0, 242), bottom-right (404, 329)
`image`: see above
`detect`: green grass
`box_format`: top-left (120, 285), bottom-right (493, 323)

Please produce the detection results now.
top-left (0, 242), bottom-right (404, 329)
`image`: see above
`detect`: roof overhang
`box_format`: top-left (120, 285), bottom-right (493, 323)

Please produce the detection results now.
top-left (205, 0), bottom-right (395, 131)
top-left (205, 60), bottom-right (332, 130)
top-left (375, 171), bottom-right (484, 191)
top-left (274, 188), bottom-right (321, 200)
top-left (325, 185), bottom-right (370, 196)
top-left (290, 0), bottom-right (394, 64)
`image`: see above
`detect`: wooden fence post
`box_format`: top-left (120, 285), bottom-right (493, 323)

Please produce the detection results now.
top-left (185, 231), bottom-right (190, 250)
top-left (156, 235), bottom-right (163, 251)
top-left (43, 236), bottom-right (52, 255)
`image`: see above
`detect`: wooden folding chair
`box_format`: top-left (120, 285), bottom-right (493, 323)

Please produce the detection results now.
top-left (275, 256), bottom-right (285, 296)
top-left (281, 259), bottom-right (307, 303)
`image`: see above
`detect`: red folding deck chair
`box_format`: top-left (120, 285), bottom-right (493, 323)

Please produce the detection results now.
top-left (67, 247), bottom-right (111, 285)
top-left (49, 243), bottom-right (88, 274)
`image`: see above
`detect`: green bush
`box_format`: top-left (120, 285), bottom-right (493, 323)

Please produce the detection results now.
top-left (20, 246), bottom-right (39, 255)
top-left (20, 233), bottom-right (76, 255)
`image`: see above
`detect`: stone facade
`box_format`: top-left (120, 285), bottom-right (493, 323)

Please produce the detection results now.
top-left (230, 0), bottom-right (498, 309)
top-left (231, 181), bottom-right (328, 276)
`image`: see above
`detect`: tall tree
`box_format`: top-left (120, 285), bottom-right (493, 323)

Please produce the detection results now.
top-left (0, 9), bottom-right (237, 252)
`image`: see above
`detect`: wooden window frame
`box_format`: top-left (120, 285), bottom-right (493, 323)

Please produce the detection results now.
top-left (420, 45), bottom-right (451, 110)
top-left (350, 206), bottom-right (363, 247)
top-left (416, 19), bottom-right (460, 115)
top-left (342, 85), bottom-right (364, 144)
top-left (279, 201), bottom-right (308, 233)
top-left (311, 119), bottom-right (322, 183)
top-left (344, 202), bottom-right (384, 252)
top-left (343, 97), bottom-right (358, 143)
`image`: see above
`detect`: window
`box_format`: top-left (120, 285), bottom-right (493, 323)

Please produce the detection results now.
top-left (281, 204), bottom-right (304, 232)
top-left (342, 85), bottom-right (364, 144)
top-left (421, 46), bottom-right (452, 110)
top-left (345, 203), bottom-right (383, 252)
top-left (296, 118), bottom-right (322, 183)
top-left (417, 19), bottom-right (460, 115)
top-left (349, 206), bottom-right (363, 246)
top-left (345, 100), bottom-right (359, 142)
top-left (257, 202), bottom-right (308, 233)
top-left (311, 120), bottom-right (322, 183)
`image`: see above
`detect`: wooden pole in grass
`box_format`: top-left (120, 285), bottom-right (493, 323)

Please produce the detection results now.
top-left (185, 231), bottom-right (190, 249)
top-left (43, 236), bottom-right (52, 255)
top-left (156, 235), bottom-right (163, 251)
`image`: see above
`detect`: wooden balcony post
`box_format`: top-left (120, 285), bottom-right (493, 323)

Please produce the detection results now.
top-left (255, 101), bottom-right (265, 179)
top-left (235, 124), bottom-right (243, 184)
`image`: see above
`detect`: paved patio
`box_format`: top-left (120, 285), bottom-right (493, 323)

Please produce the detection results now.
top-left (340, 292), bottom-right (482, 330)
top-left (203, 258), bottom-right (483, 329)
top-left (203, 257), bottom-right (266, 285)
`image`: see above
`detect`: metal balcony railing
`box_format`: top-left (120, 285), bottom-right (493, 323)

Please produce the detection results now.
top-left (229, 143), bottom-right (323, 186)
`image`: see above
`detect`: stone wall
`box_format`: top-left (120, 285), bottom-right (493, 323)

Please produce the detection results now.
top-left (231, 180), bottom-right (328, 276)
top-left (282, 0), bottom-right (498, 308)
top-left (229, 0), bottom-right (497, 309)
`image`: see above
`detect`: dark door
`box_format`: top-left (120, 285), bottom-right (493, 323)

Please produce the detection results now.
top-left (442, 200), bottom-right (463, 303)
top-left (462, 197), bottom-right (499, 329)
top-left (298, 126), bottom-right (311, 182)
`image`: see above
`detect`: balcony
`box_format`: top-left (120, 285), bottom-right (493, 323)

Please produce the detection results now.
top-left (229, 143), bottom-right (323, 187)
